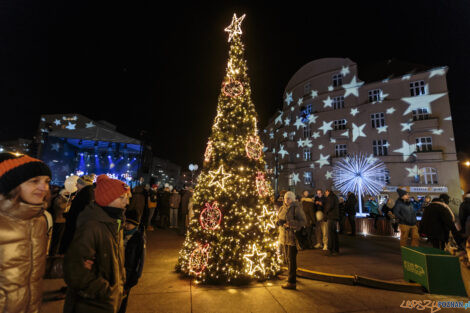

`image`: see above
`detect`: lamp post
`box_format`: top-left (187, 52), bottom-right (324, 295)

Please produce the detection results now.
top-left (189, 164), bottom-right (198, 185)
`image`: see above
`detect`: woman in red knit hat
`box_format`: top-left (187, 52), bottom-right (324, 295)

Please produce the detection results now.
top-left (63, 174), bottom-right (130, 313)
top-left (0, 153), bottom-right (52, 313)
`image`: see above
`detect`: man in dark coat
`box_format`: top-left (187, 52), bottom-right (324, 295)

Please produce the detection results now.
top-left (127, 184), bottom-right (147, 225)
top-left (393, 188), bottom-right (419, 247)
top-left (459, 192), bottom-right (470, 235)
top-left (420, 194), bottom-right (461, 250)
top-left (64, 175), bottom-right (128, 313)
top-left (344, 192), bottom-right (357, 236)
top-left (324, 188), bottom-right (340, 255)
top-left (59, 174), bottom-right (95, 254)
top-left (313, 189), bottom-right (327, 249)
top-left (158, 187), bottom-right (171, 228)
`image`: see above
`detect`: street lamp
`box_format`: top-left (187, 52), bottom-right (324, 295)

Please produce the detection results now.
top-left (465, 161), bottom-right (470, 167)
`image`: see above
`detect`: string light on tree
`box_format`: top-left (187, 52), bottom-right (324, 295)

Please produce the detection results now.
top-left (176, 13), bottom-right (280, 283)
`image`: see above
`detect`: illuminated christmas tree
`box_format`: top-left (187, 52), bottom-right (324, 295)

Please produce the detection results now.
top-left (176, 13), bottom-right (281, 283)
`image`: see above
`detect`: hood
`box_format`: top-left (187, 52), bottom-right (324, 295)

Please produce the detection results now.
top-left (77, 202), bottom-right (118, 229)
top-left (0, 194), bottom-right (45, 220)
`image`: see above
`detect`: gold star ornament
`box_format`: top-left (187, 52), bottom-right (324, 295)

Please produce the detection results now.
top-left (224, 13), bottom-right (246, 42)
top-left (208, 165), bottom-right (232, 189)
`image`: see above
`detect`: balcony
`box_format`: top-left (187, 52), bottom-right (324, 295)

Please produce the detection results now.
top-left (415, 150), bottom-right (443, 161)
top-left (411, 118), bottom-right (439, 133)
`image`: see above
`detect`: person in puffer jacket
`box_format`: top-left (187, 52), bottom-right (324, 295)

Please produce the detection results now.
top-left (0, 153), bottom-right (52, 313)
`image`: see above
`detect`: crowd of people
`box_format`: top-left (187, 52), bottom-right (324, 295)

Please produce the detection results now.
top-left (1, 151), bottom-right (470, 310)
top-left (274, 186), bottom-right (469, 290)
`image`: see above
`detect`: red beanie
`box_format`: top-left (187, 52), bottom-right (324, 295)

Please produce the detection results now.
top-left (94, 174), bottom-right (128, 207)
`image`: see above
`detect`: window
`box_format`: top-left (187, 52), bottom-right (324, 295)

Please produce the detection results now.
top-left (421, 168), bottom-right (438, 184)
top-left (334, 119), bottom-right (347, 130)
top-left (373, 139), bottom-right (388, 156)
top-left (289, 132), bottom-right (295, 141)
top-left (368, 89), bottom-right (382, 102)
top-left (301, 104), bottom-right (312, 123)
top-left (303, 148), bottom-right (312, 161)
top-left (416, 137), bottom-right (432, 152)
top-left (370, 112), bottom-right (385, 128)
top-left (410, 80), bottom-right (426, 96)
top-left (303, 125), bottom-right (311, 138)
top-left (304, 82), bottom-right (311, 95)
top-left (412, 108), bottom-right (429, 121)
top-left (304, 172), bottom-right (313, 185)
top-left (375, 169), bottom-right (390, 184)
top-left (332, 74), bottom-right (343, 87)
top-left (335, 144), bottom-right (347, 157)
top-left (333, 96), bottom-right (345, 110)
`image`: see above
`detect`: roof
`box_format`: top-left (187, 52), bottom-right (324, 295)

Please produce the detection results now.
top-left (358, 58), bottom-right (435, 83)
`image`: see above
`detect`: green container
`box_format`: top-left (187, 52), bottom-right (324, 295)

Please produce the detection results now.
top-left (401, 246), bottom-right (467, 297)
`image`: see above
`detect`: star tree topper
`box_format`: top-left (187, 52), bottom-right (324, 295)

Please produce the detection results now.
top-left (224, 13), bottom-right (246, 42)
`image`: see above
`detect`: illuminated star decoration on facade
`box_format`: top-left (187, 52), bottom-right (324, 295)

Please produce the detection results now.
top-left (290, 172), bottom-right (300, 185)
top-left (431, 129), bottom-right (444, 135)
top-left (311, 90), bottom-right (318, 99)
top-left (208, 165), bottom-right (232, 189)
top-left (386, 107), bottom-right (396, 114)
top-left (342, 75), bottom-right (364, 97)
top-left (325, 170), bottom-right (333, 180)
top-left (333, 154), bottom-right (388, 208)
top-left (278, 145), bottom-right (289, 159)
top-left (405, 165), bottom-right (422, 178)
top-left (41, 117), bottom-right (46, 122)
top-left (312, 131), bottom-right (320, 139)
top-left (315, 153), bottom-right (329, 168)
top-left (51, 143), bottom-right (60, 152)
top-left (400, 122), bottom-right (414, 132)
top-left (402, 74), bottom-right (411, 80)
top-left (269, 132), bottom-right (274, 139)
top-left (377, 125), bottom-right (388, 133)
top-left (243, 244), bottom-right (267, 275)
top-left (224, 13), bottom-right (246, 42)
top-left (284, 118), bottom-right (290, 126)
top-left (323, 96), bottom-right (333, 108)
top-left (285, 92), bottom-right (293, 106)
top-left (297, 97), bottom-right (303, 106)
top-left (341, 130), bottom-right (349, 138)
top-left (274, 112), bottom-right (283, 125)
top-left (65, 122), bottom-right (76, 130)
top-left (352, 123), bottom-right (366, 142)
top-left (401, 93), bottom-right (446, 116)
top-left (282, 132), bottom-right (288, 138)
top-left (350, 108), bottom-right (359, 116)
top-left (444, 116), bottom-right (452, 121)
top-left (257, 206), bottom-right (276, 230)
top-left (429, 68), bottom-right (446, 78)
top-left (393, 140), bottom-right (417, 162)
top-left (54, 119), bottom-right (61, 126)
top-left (303, 138), bottom-right (313, 148)
top-left (85, 122), bottom-right (95, 128)
top-left (328, 85), bottom-right (334, 91)
top-left (294, 117), bottom-right (305, 130)
top-left (318, 144), bottom-right (324, 150)
top-left (341, 66), bottom-right (350, 76)
top-left (307, 114), bottom-right (318, 124)
top-left (330, 138), bottom-right (336, 143)
top-left (318, 120), bottom-right (333, 135)
top-left (297, 139), bottom-right (304, 148)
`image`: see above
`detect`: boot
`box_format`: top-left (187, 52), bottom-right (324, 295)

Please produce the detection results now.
top-left (281, 282), bottom-right (296, 290)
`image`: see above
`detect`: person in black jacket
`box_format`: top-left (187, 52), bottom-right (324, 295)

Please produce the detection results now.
top-left (420, 194), bottom-right (462, 250)
top-left (344, 192), bottom-right (357, 236)
top-left (459, 192), bottom-right (470, 235)
top-left (324, 189), bottom-right (340, 256)
top-left (59, 174), bottom-right (95, 254)
top-left (118, 210), bottom-right (146, 313)
top-left (313, 189), bottom-right (327, 249)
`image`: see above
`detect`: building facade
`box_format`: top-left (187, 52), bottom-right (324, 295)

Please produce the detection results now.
top-left (262, 58), bottom-right (461, 212)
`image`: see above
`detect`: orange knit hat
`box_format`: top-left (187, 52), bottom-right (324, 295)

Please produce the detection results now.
top-left (94, 174), bottom-right (129, 207)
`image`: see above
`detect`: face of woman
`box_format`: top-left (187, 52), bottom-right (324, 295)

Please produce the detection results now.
top-left (284, 195), bottom-right (293, 206)
top-left (19, 176), bottom-right (51, 205)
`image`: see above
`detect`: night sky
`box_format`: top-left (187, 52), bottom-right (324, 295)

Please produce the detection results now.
top-left (1, 0), bottom-right (469, 168)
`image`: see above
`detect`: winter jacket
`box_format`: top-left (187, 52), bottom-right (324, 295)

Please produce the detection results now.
top-left (128, 186), bottom-right (147, 222)
top-left (459, 197), bottom-right (470, 234)
top-left (64, 203), bottom-right (125, 313)
top-left (0, 195), bottom-right (48, 313)
top-left (324, 192), bottom-right (340, 221)
top-left (277, 201), bottom-right (307, 246)
top-left (300, 197), bottom-right (315, 225)
top-left (60, 185), bottom-right (95, 254)
top-left (169, 192), bottom-right (181, 209)
top-left (180, 190), bottom-right (192, 216)
top-left (52, 194), bottom-right (68, 223)
top-left (124, 229), bottom-right (145, 290)
top-left (420, 201), bottom-right (460, 243)
top-left (158, 191), bottom-right (171, 215)
top-left (314, 196), bottom-right (325, 212)
top-left (393, 199), bottom-right (417, 226)
top-left (344, 194), bottom-right (357, 215)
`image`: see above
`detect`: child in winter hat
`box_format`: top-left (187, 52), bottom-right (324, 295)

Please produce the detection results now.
top-left (0, 153), bottom-right (51, 195)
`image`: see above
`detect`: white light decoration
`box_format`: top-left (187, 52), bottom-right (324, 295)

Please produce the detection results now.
top-left (315, 153), bottom-right (329, 168)
top-left (444, 116), bottom-right (452, 121)
top-left (85, 122), bottom-right (95, 128)
top-left (350, 108), bottom-right (359, 116)
top-left (386, 107), bottom-right (396, 114)
top-left (400, 122), bottom-right (414, 132)
top-left (307, 114), bottom-right (318, 124)
top-left (297, 97), bottom-right (303, 106)
top-left (351, 123), bottom-right (366, 142)
top-left (312, 131), bottom-right (320, 139)
top-left (318, 144), bottom-right (324, 150)
top-left (341, 66), bottom-right (350, 76)
top-left (51, 143), bottom-right (60, 152)
top-left (341, 130), bottom-right (349, 138)
top-left (224, 13), bottom-right (246, 42)
top-left (318, 120), bottom-right (333, 135)
top-left (323, 96), bottom-right (333, 108)
top-left (311, 90), bottom-right (318, 99)
top-left (65, 122), bottom-right (76, 130)
top-left (393, 140), bottom-right (417, 162)
top-left (290, 172), bottom-right (300, 185)
top-left (405, 165), bottom-right (422, 178)
top-left (402, 74), bottom-right (411, 80)
top-left (274, 112), bottom-right (283, 125)
top-left (429, 68), bottom-right (445, 78)
top-left (303, 138), bottom-right (313, 148)
top-left (243, 244), bottom-right (267, 276)
top-left (328, 85), bottom-right (334, 91)
top-left (278, 145), bottom-right (289, 159)
top-left (257, 206), bottom-right (276, 230)
top-left (325, 170), bottom-right (333, 180)
top-left (376, 125), bottom-right (388, 133)
top-left (293, 117), bottom-right (305, 130)
top-left (342, 75), bottom-right (364, 97)
top-left (431, 129), bottom-right (444, 135)
top-left (297, 139), bottom-right (304, 148)
top-left (284, 118), bottom-right (290, 126)
top-left (333, 154), bottom-right (387, 214)
top-left (54, 119), bottom-right (61, 126)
